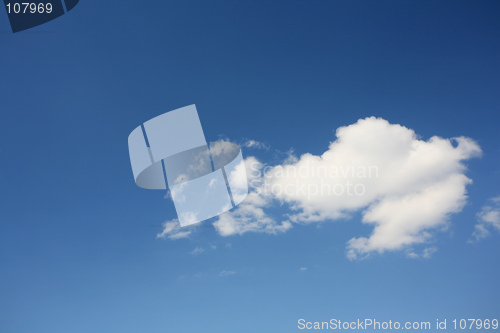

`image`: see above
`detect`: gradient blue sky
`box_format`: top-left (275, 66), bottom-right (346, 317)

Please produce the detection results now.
top-left (1, 1), bottom-right (499, 332)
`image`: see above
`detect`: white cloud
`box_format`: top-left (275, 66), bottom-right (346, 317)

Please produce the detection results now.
top-left (346, 173), bottom-right (470, 260)
top-left (190, 247), bottom-right (205, 255)
top-left (469, 196), bottom-right (500, 242)
top-left (156, 219), bottom-right (191, 240)
top-left (213, 117), bottom-right (481, 259)
top-left (188, 245), bottom-right (219, 255)
top-left (213, 157), bottom-right (293, 236)
top-left (213, 191), bottom-right (293, 236)
top-left (242, 139), bottom-right (270, 150)
top-left (406, 246), bottom-right (438, 259)
top-left (210, 140), bottom-right (240, 159)
top-left (219, 270), bottom-right (236, 277)
top-left (299, 267), bottom-right (308, 271)
top-left (159, 117), bottom-right (481, 260)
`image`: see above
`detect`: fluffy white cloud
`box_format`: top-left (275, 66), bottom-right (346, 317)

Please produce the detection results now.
top-left (346, 173), bottom-right (471, 259)
top-left (159, 117), bottom-right (481, 259)
top-left (469, 196), bottom-right (500, 242)
top-left (213, 117), bottom-right (481, 259)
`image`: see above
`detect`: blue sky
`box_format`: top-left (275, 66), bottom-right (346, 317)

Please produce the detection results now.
top-left (1, 1), bottom-right (499, 332)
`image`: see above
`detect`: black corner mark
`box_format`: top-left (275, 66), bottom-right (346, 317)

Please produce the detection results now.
top-left (4, 1), bottom-right (64, 33)
top-left (3, 0), bottom-right (79, 33)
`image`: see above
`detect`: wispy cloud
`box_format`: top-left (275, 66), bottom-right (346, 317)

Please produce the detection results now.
top-left (469, 196), bottom-right (500, 243)
top-left (190, 247), bottom-right (205, 255)
top-left (156, 219), bottom-right (191, 240)
top-left (219, 270), bottom-right (236, 277)
top-left (242, 139), bottom-right (270, 150)
top-left (406, 247), bottom-right (438, 259)
top-left (188, 244), bottom-right (218, 255)
top-left (299, 267), bottom-right (308, 271)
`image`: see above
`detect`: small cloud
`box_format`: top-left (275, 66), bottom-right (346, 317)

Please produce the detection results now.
top-left (219, 270), bottom-right (236, 277)
top-left (225, 243), bottom-right (232, 248)
top-left (242, 139), bottom-right (270, 150)
top-left (469, 196), bottom-right (500, 243)
top-left (188, 245), bottom-right (218, 255)
top-left (406, 252), bottom-right (419, 259)
top-left (299, 267), bottom-right (308, 271)
top-left (157, 219), bottom-right (191, 240)
top-left (422, 247), bottom-right (438, 259)
top-left (190, 247), bottom-right (205, 255)
top-left (406, 247), bottom-right (437, 259)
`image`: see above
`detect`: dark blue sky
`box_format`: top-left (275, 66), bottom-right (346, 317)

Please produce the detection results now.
top-left (1, 1), bottom-right (499, 332)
